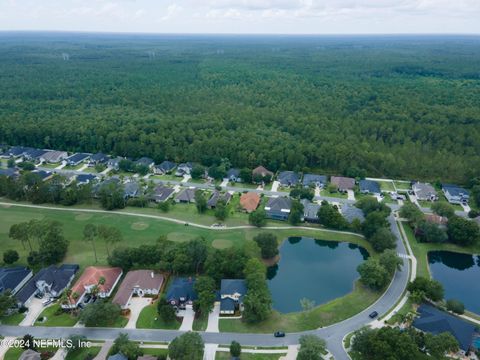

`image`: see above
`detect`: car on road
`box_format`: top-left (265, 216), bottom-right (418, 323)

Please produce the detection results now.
top-left (274, 331), bottom-right (285, 337)
top-left (369, 311), bottom-right (378, 319)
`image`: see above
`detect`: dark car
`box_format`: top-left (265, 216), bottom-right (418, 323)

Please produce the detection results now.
top-left (274, 331), bottom-right (285, 337)
top-left (369, 311), bottom-right (379, 319)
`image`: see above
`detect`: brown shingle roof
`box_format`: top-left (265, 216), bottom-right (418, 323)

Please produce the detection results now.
top-left (252, 166), bottom-right (273, 177)
top-left (240, 192), bottom-right (261, 213)
top-left (331, 176), bottom-right (355, 191)
top-left (425, 214), bottom-right (448, 226)
top-left (112, 270), bottom-right (164, 308)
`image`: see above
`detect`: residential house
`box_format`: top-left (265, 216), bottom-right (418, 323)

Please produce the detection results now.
top-left (23, 148), bottom-right (47, 163)
top-left (412, 182), bottom-right (438, 201)
top-left (277, 171), bottom-right (300, 187)
top-left (19, 349), bottom-right (41, 360)
top-left (175, 162), bottom-right (193, 177)
top-left (175, 188), bottom-right (196, 203)
top-left (154, 160), bottom-right (177, 175)
top-left (220, 279), bottom-right (247, 315)
top-left (6, 146), bottom-right (30, 158)
top-left (16, 264), bottom-right (79, 306)
top-left (301, 199), bottom-right (320, 223)
top-left (442, 184), bottom-right (470, 205)
top-left (331, 176), bottom-right (355, 192)
top-left (413, 304), bottom-right (476, 354)
top-left (123, 181), bottom-right (140, 198)
top-left (76, 174), bottom-right (97, 185)
top-left (425, 214), bottom-right (448, 227)
top-left (252, 166), bottom-right (273, 182)
top-left (341, 204), bottom-right (365, 224)
top-left (40, 151), bottom-right (68, 164)
top-left (89, 152), bottom-right (110, 165)
top-left (92, 177), bottom-right (121, 197)
top-left (135, 157), bottom-right (155, 169)
top-left (66, 153), bottom-right (90, 166)
top-left (359, 179), bottom-right (381, 195)
top-left (107, 157), bottom-right (123, 171)
top-left (302, 174), bottom-right (327, 188)
top-left (0, 267), bottom-right (33, 296)
top-left (152, 185), bottom-right (175, 203)
top-left (239, 192), bottom-right (261, 213)
top-left (107, 354), bottom-right (128, 360)
top-left (166, 277), bottom-right (197, 310)
top-left (64, 266), bottom-right (123, 309)
top-left (0, 168), bottom-right (19, 178)
top-left (207, 191), bottom-right (232, 209)
top-left (32, 170), bottom-right (53, 181)
top-left (113, 270), bottom-right (164, 310)
top-left (226, 168), bottom-right (242, 182)
top-left (265, 197), bottom-right (292, 221)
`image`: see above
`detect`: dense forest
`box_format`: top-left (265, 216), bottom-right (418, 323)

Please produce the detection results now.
top-left (0, 33), bottom-right (479, 183)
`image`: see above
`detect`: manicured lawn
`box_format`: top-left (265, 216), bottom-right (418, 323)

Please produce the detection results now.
top-left (150, 174), bottom-right (179, 182)
top-left (136, 302), bottom-right (181, 329)
top-left (4, 345), bottom-right (58, 360)
top-left (321, 190), bottom-right (348, 199)
top-left (65, 346), bottom-right (101, 360)
top-left (40, 163), bottom-right (61, 169)
top-left (34, 304), bottom-right (79, 327)
top-left (64, 164), bottom-right (85, 171)
top-left (378, 180), bottom-right (395, 192)
top-left (400, 222), bottom-right (480, 279)
top-left (385, 297), bottom-right (415, 325)
top-left (219, 282), bottom-right (380, 333)
top-left (229, 182), bottom-right (259, 189)
top-left (0, 312), bottom-right (25, 325)
top-left (0, 200), bottom-right (371, 268)
top-left (216, 352), bottom-right (282, 359)
top-left (192, 312), bottom-right (208, 331)
top-left (393, 181), bottom-right (411, 191)
top-left (141, 348), bottom-right (169, 356)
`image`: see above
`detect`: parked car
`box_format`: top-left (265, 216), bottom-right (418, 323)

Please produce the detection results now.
top-left (274, 331), bottom-right (285, 337)
top-left (369, 311), bottom-right (378, 319)
top-left (42, 299), bottom-right (53, 307)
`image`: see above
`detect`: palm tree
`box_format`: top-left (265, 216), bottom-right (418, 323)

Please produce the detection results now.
top-left (83, 224), bottom-right (98, 263)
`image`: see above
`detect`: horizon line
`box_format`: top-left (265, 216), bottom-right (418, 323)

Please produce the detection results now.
top-left (1, 29), bottom-right (480, 37)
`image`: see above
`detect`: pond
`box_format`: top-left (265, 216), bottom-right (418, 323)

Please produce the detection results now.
top-left (267, 237), bottom-right (369, 313)
top-left (428, 251), bottom-right (480, 314)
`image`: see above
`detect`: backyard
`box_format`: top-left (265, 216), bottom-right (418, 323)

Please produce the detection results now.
top-left (0, 200), bottom-right (370, 269)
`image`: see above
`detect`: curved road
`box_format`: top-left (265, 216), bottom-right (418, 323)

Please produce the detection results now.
top-left (0, 204), bottom-right (409, 360)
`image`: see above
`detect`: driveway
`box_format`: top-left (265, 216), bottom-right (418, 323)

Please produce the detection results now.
top-left (271, 181), bottom-right (280, 192)
top-left (125, 297), bottom-right (153, 329)
top-left (93, 340), bottom-right (113, 360)
top-left (206, 303), bottom-right (220, 333)
top-left (20, 298), bottom-right (47, 326)
top-left (203, 343), bottom-right (218, 360)
top-left (179, 306), bottom-right (195, 331)
top-left (346, 190), bottom-right (355, 201)
top-left (279, 345), bottom-right (299, 360)
top-left (0, 337), bottom-right (15, 359)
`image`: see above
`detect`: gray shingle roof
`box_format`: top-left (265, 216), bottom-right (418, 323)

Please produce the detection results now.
top-left (0, 267), bottom-right (32, 295)
top-left (135, 157), bottom-right (154, 167)
top-left (66, 153), bottom-right (90, 164)
top-left (265, 197), bottom-right (292, 211)
top-left (442, 184), bottom-right (470, 198)
top-left (175, 188), bottom-right (196, 202)
top-left (302, 174), bottom-right (327, 187)
top-left (166, 277), bottom-right (197, 303)
top-left (301, 199), bottom-right (320, 221)
top-left (207, 191), bottom-right (232, 208)
top-left (277, 171), bottom-right (300, 186)
top-left (413, 304), bottom-right (476, 352)
top-left (16, 264), bottom-right (79, 304)
top-left (152, 185), bottom-right (175, 202)
top-left (359, 179), bottom-right (381, 194)
top-left (342, 204), bottom-right (365, 224)
top-left (157, 160), bottom-right (177, 172)
top-left (220, 279), bottom-right (247, 296)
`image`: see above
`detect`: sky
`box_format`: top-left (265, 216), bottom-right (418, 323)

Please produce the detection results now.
top-left (1, 0), bottom-right (480, 34)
